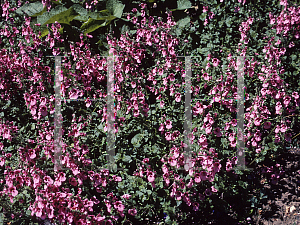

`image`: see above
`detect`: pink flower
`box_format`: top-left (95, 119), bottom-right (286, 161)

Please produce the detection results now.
top-left (30, 105), bottom-right (37, 116)
top-left (214, 127), bottom-right (222, 137)
top-left (57, 172), bottom-right (66, 182)
top-left (69, 88), bottom-right (78, 99)
top-left (193, 202), bottom-right (199, 211)
top-left (283, 96), bottom-right (291, 106)
top-left (39, 105), bottom-right (47, 117)
top-left (203, 6), bottom-right (208, 13)
top-left (175, 191), bottom-right (182, 200)
top-left (165, 120), bottom-right (172, 129)
top-left (0, 157), bottom-right (5, 167)
top-left (208, 12), bottom-right (215, 19)
top-left (29, 95), bottom-right (36, 105)
top-left (171, 131), bottom-right (180, 141)
top-left (213, 162), bottom-right (221, 173)
top-left (275, 125), bottom-right (280, 134)
top-left (198, 134), bottom-right (208, 148)
top-left (212, 58), bottom-right (220, 67)
top-left (234, 6), bottom-right (240, 13)
top-left (194, 173), bottom-right (201, 183)
top-left (28, 149), bottom-right (36, 159)
top-left (264, 121), bottom-right (271, 129)
top-left (114, 201), bottom-right (125, 212)
top-left (202, 72), bottom-right (210, 81)
top-left (9, 186), bottom-right (18, 197)
top-left (280, 123), bottom-right (287, 133)
top-left (3, 128), bottom-right (11, 140)
top-left (168, 157), bottom-right (177, 167)
top-left (159, 123), bottom-right (164, 132)
top-left (112, 175), bottom-right (122, 182)
top-left (131, 81), bottom-right (136, 88)
top-left (69, 177), bottom-right (77, 186)
top-left (160, 100), bottom-right (165, 108)
top-left (275, 101), bottom-right (282, 114)
top-left (289, 42), bottom-right (295, 48)
top-left (121, 194), bottom-right (131, 200)
top-left (175, 93), bottom-right (181, 102)
top-left (205, 123), bottom-right (212, 134)
top-left (143, 158), bottom-right (149, 163)
top-left (254, 117), bottom-right (261, 126)
top-left (211, 186), bottom-right (218, 192)
top-left (128, 208), bottom-right (137, 216)
top-left (292, 91), bottom-right (299, 100)
top-left (165, 132), bottom-right (172, 141)
top-left (228, 132), bottom-right (235, 142)
top-left (85, 99), bottom-right (92, 108)
top-left (39, 97), bottom-right (47, 105)
top-left (147, 171), bottom-right (155, 182)
top-left (44, 176), bottom-right (53, 185)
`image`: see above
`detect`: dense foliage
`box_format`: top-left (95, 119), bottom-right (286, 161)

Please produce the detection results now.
top-left (0, 0), bottom-right (300, 224)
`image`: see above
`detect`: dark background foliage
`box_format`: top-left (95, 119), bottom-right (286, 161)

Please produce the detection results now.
top-left (0, 0), bottom-right (300, 224)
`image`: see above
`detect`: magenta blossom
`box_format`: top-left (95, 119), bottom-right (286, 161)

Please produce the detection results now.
top-left (128, 208), bottom-right (137, 216)
top-left (165, 119), bottom-right (172, 129)
top-left (175, 93), bottom-right (181, 102)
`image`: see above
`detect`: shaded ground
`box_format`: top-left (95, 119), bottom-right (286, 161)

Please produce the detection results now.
top-left (252, 147), bottom-right (300, 225)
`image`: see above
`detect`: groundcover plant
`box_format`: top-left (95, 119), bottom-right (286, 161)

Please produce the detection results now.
top-left (0, 0), bottom-right (300, 224)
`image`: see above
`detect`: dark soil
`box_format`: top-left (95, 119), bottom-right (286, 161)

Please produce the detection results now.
top-left (252, 147), bottom-right (300, 225)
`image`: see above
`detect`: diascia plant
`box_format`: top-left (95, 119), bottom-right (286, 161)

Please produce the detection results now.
top-left (0, 0), bottom-right (299, 224)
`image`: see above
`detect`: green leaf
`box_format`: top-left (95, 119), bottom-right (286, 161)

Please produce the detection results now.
top-left (225, 17), bottom-right (232, 27)
top-left (106, 0), bottom-right (125, 18)
top-left (39, 28), bottom-right (49, 38)
top-left (81, 18), bottom-right (107, 34)
top-left (72, 4), bottom-right (89, 21)
top-left (177, 16), bottom-right (190, 29)
top-left (268, 142), bottom-right (274, 149)
top-left (123, 155), bottom-right (132, 163)
top-left (26, 210), bottom-right (31, 216)
top-left (0, 213), bottom-right (3, 224)
top-left (177, 0), bottom-right (192, 10)
top-left (37, 6), bottom-right (79, 25)
top-left (131, 134), bottom-right (143, 147)
top-left (199, 13), bottom-right (206, 21)
top-left (88, 11), bottom-right (115, 20)
top-left (113, 3), bottom-right (125, 18)
top-left (16, 2), bottom-right (45, 17)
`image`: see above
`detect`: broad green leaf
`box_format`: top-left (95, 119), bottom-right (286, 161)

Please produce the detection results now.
top-left (37, 5), bottom-right (67, 25)
top-left (131, 134), bottom-right (143, 147)
top-left (177, 16), bottom-right (190, 28)
top-left (106, 0), bottom-right (125, 18)
top-left (199, 13), bottom-right (206, 21)
top-left (81, 18), bottom-right (107, 34)
top-left (112, 2), bottom-right (125, 18)
top-left (72, 4), bottom-right (89, 21)
top-left (37, 6), bottom-right (79, 25)
top-left (39, 28), bottom-right (49, 38)
top-left (15, 2), bottom-right (45, 17)
top-left (177, 0), bottom-right (192, 10)
top-left (88, 11), bottom-right (111, 20)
